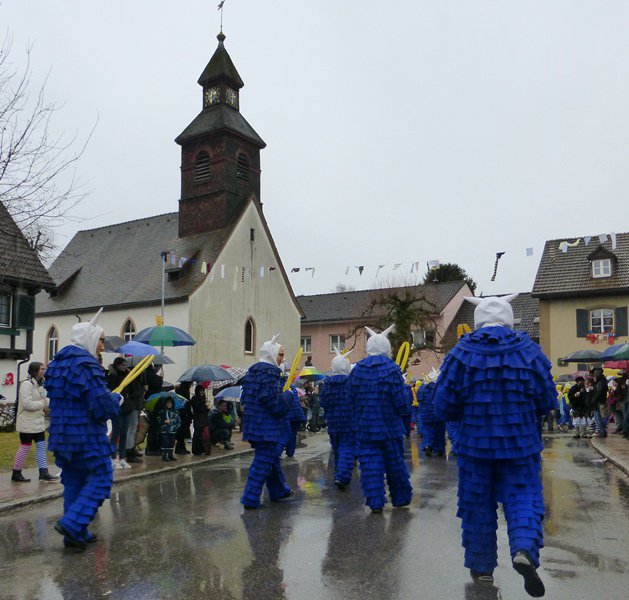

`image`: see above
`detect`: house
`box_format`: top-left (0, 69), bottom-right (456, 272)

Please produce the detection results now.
top-left (532, 232), bottom-right (629, 374)
top-left (33, 32), bottom-right (303, 379)
top-left (0, 201), bottom-right (55, 398)
top-left (297, 281), bottom-right (472, 377)
top-left (441, 292), bottom-right (540, 352)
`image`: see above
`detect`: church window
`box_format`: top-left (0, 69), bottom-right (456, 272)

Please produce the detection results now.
top-left (236, 153), bottom-right (249, 182)
top-left (244, 317), bottom-right (255, 354)
top-left (194, 151), bottom-right (212, 182)
top-left (46, 326), bottom-right (59, 362)
top-left (122, 318), bottom-right (136, 341)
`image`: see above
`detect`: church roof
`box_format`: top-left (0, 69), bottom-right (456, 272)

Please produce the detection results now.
top-left (175, 103), bottom-right (266, 148)
top-left (298, 281), bottom-right (467, 324)
top-left (0, 201), bottom-right (55, 290)
top-left (197, 32), bottom-right (244, 89)
top-left (36, 212), bottom-right (231, 315)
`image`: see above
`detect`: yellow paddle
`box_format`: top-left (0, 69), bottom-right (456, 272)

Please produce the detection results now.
top-left (395, 341), bottom-right (410, 372)
top-left (283, 347), bottom-right (304, 392)
top-left (113, 354), bottom-right (155, 394)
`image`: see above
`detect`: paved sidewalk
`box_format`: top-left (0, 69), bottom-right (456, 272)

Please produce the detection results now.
top-left (590, 431), bottom-right (629, 476)
top-left (0, 437), bottom-right (253, 513)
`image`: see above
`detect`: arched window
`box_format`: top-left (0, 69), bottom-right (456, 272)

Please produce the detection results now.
top-left (194, 151), bottom-right (212, 182)
top-left (244, 317), bottom-right (255, 354)
top-left (236, 152), bottom-right (249, 182)
top-left (121, 318), bottom-right (136, 341)
top-left (46, 326), bottom-right (59, 362)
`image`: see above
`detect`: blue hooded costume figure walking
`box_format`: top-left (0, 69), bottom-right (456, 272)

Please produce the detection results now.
top-left (433, 295), bottom-right (555, 598)
top-left (283, 385), bottom-right (306, 457)
top-left (418, 369), bottom-right (446, 456)
top-left (241, 335), bottom-right (293, 509)
top-left (44, 308), bottom-right (122, 550)
top-left (347, 325), bottom-right (412, 513)
top-left (320, 346), bottom-right (355, 488)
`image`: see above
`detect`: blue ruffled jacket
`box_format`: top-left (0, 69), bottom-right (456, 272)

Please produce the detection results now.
top-left (241, 362), bottom-right (292, 443)
top-left (418, 382), bottom-right (441, 424)
top-left (320, 374), bottom-right (351, 434)
top-left (285, 387), bottom-right (306, 423)
top-left (45, 345), bottom-right (120, 460)
top-left (347, 355), bottom-right (409, 441)
top-left (433, 326), bottom-right (556, 459)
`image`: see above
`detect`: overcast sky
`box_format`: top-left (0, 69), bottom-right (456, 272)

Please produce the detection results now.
top-left (3, 0), bottom-right (629, 297)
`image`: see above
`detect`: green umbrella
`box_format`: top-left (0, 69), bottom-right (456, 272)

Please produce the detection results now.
top-left (133, 326), bottom-right (196, 347)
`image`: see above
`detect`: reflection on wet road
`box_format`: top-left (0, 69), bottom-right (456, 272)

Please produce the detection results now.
top-left (0, 434), bottom-right (627, 599)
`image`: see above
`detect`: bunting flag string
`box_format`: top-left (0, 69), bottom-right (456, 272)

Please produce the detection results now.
top-left (490, 252), bottom-right (505, 282)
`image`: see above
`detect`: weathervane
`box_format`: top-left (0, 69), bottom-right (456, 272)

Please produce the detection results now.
top-left (218, 0), bottom-right (227, 32)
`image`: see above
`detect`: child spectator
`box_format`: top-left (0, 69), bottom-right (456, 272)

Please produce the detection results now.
top-left (209, 399), bottom-right (235, 449)
top-left (158, 397), bottom-right (181, 462)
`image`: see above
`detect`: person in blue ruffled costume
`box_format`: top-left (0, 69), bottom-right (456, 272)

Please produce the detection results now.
top-left (347, 326), bottom-right (413, 514)
top-left (240, 334), bottom-right (294, 509)
top-left (44, 308), bottom-right (122, 551)
top-left (418, 368), bottom-right (446, 457)
top-left (283, 380), bottom-right (306, 457)
top-left (433, 295), bottom-right (555, 597)
top-left (320, 346), bottom-right (355, 489)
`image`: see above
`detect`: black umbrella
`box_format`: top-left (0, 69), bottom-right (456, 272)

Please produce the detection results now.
top-left (125, 353), bottom-right (174, 366)
top-left (178, 364), bottom-right (233, 383)
top-left (560, 349), bottom-right (603, 363)
top-left (103, 336), bottom-right (126, 352)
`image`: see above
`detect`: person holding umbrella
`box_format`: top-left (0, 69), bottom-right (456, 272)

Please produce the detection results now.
top-left (240, 335), bottom-right (293, 509)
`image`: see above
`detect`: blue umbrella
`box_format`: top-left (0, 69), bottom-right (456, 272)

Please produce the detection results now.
top-left (215, 386), bottom-right (242, 400)
top-left (133, 326), bottom-right (196, 347)
top-left (119, 340), bottom-right (162, 357)
top-left (178, 364), bottom-right (233, 383)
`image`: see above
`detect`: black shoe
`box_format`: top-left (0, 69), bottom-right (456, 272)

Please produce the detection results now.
top-left (55, 522), bottom-right (87, 551)
top-left (125, 456), bottom-right (142, 464)
top-left (168, 454), bottom-right (177, 461)
top-left (424, 447), bottom-right (432, 457)
top-left (243, 503), bottom-right (267, 510)
top-left (513, 551), bottom-right (545, 597)
top-left (333, 480), bottom-right (346, 490)
top-left (11, 470), bottom-right (30, 482)
top-left (470, 570), bottom-right (494, 584)
top-left (272, 490), bottom-right (294, 502)
top-left (39, 468), bottom-right (59, 481)
top-left (371, 507), bottom-right (383, 514)
top-left (161, 455), bottom-right (169, 462)
top-left (393, 501), bottom-right (411, 508)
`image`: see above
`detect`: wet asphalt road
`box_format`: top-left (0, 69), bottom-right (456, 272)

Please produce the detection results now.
top-left (0, 433), bottom-right (627, 600)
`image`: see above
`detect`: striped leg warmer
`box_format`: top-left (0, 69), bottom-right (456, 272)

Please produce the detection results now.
top-left (13, 444), bottom-right (31, 470)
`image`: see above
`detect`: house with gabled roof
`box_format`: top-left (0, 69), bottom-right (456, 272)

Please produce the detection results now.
top-left (33, 33), bottom-right (303, 379)
top-left (297, 281), bottom-right (472, 377)
top-left (441, 292), bottom-right (540, 352)
top-left (532, 232), bottom-right (629, 374)
top-left (0, 201), bottom-right (55, 396)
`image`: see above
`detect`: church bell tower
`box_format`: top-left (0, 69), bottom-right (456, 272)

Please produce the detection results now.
top-left (176, 32), bottom-right (266, 237)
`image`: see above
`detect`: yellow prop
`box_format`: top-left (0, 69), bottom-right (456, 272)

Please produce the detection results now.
top-left (395, 341), bottom-right (410, 372)
top-left (457, 323), bottom-right (472, 339)
top-left (283, 347), bottom-right (304, 392)
top-left (113, 355), bottom-right (155, 394)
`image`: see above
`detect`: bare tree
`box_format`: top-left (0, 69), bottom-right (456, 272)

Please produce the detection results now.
top-left (0, 30), bottom-right (93, 262)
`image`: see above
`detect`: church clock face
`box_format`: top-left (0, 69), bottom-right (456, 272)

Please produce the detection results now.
top-left (225, 87), bottom-right (238, 109)
top-left (204, 86), bottom-right (220, 107)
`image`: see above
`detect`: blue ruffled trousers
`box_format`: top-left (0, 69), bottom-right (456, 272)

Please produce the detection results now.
top-left (241, 442), bottom-right (291, 508)
top-left (421, 420), bottom-right (446, 454)
top-left (329, 432), bottom-right (357, 485)
top-left (358, 438), bottom-right (412, 510)
top-left (56, 454), bottom-right (113, 541)
top-left (457, 454), bottom-right (544, 574)
top-left (285, 423), bottom-right (300, 457)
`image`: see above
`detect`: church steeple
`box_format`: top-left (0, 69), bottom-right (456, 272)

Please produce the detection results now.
top-left (176, 32), bottom-right (266, 238)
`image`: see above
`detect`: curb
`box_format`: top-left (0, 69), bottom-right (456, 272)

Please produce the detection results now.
top-left (0, 447), bottom-right (254, 514)
top-left (590, 438), bottom-right (629, 477)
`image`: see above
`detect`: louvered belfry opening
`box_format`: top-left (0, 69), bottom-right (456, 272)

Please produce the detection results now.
top-left (236, 152), bottom-right (249, 181)
top-left (194, 151), bottom-right (212, 182)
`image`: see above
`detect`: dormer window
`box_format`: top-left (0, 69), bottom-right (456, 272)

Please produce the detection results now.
top-left (592, 258), bottom-right (612, 278)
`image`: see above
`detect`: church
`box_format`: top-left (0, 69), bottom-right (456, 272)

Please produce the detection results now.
top-left (34, 32), bottom-right (303, 378)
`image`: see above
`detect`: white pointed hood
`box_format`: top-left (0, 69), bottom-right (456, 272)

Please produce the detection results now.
top-left (466, 294), bottom-right (518, 329)
top-left (331, 346), bottom-right (352, 375)
top-left (365, 324), bottom-right (395, 357)
top-left (427, 367), bottom-right (440, 382)
top-left (259, 334), bottom-right (282, 365)
top-left (70, 308), bottom-right (104, 357)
